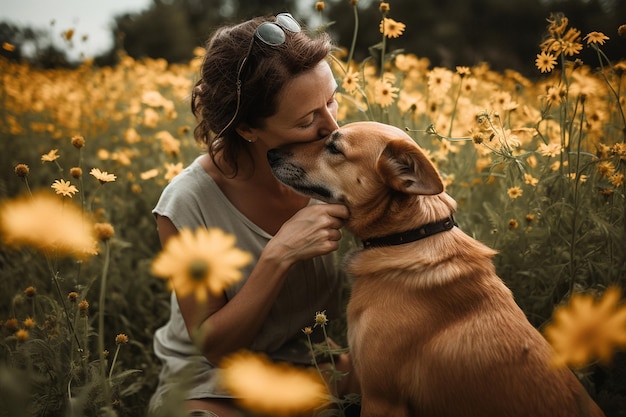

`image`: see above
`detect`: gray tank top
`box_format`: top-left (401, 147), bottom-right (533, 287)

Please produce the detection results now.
top-left (149, 156), bottom-right (344, 407)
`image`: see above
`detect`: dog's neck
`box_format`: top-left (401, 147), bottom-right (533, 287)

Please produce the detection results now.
top-left (361, 216), bottom-right (457, 249)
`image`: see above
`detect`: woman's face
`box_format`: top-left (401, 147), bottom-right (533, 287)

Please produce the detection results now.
top-left (240, 60), bottom-right (339, 149)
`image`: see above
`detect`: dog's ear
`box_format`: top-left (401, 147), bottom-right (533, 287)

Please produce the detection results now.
top-left (376, 139), bottom-right (444, 195)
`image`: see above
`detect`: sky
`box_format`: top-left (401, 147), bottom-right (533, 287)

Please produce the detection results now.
top-left (3, 0), bottom-right (153, 59)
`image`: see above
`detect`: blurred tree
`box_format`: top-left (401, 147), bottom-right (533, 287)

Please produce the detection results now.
top-left (0, 22), bottom-right (70, 68)
top-left (324, 0), bottom-right (626, 77)
top-left (109, 0), bottom-right (300, 64)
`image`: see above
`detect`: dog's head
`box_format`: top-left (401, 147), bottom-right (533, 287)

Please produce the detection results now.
top-left (268, 121), bottom-right (450, 238)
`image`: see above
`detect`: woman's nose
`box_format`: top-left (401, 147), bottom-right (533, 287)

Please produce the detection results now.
top-left (318, 107), bottom-right (339, 138)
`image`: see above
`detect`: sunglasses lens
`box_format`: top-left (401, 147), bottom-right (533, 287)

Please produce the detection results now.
top-left (255, 22), bottom-right (286, 45)
top-left (275, 13), bottom-right (301, 33)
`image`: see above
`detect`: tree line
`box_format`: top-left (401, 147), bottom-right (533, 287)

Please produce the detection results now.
top-left (1, 0), bottom-right (625, 77)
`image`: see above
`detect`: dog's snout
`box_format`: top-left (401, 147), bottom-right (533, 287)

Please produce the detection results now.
top-left (267, 149), bottom-right (284, 167)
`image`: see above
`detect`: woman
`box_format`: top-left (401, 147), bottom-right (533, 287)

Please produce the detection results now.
top-left (149, 13), bottom-right (359, 417)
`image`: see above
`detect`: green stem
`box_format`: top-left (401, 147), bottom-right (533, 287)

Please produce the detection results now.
top-left (594, 46), bottom-right (626, 137)
top-left (448, 77), bottom-right (465, 137)
top-left (98, 240), bottom-right (112, 408)
top-left (568, 98), bottom-right (585, 295)
top-left (108, 344), bottom-right (121, 381)
top-left (346, 4), bottom-right (359, 73)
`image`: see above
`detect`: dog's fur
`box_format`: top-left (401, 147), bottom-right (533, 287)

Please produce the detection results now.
top-left (267, 121), bottom-right (605, 417)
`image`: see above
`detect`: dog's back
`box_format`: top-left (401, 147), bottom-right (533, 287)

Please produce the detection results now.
top-left (346, 228), bottom-right (604, 417)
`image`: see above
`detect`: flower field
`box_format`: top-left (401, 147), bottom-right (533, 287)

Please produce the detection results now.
top-left (1, 3), bottom-right (626, 417)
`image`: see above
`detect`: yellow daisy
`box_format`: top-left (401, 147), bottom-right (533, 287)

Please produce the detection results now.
top-left (379, 18), bottom-right (406, 39)
top-left (164, 162), bottom-right (183, 182)
top-left (51, 179), bottom-right (79, 197)
top-left (140, 168), bottom-right (159, 180)
top-left (341, 71), bottom-right (360, 94)
top-left (373, 79), bottom-right (399, 108)
top-left (219, 350), bottom-right (329, 417)
top-left (0, 192), bottom-right (96, 259)
top-left (536, 51), bottom-right (558, 73)
top-left (41, 149), bottom-right (60, 163)
top-left (537, 142), bottom-right (562, 157)
top-left (507, 186), bottom-right (523, 199)
top-left (151, 228), bottom-right (252, 303)
top-left (544, 287), bottom-right (626, 368)
top-left (584, 31), bottom-right (609, 45)
top-left (90, 168), bottom-right (117, 184)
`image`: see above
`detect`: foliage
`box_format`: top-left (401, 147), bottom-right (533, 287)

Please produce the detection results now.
top-left (1, 2), bottom-right (626, 417)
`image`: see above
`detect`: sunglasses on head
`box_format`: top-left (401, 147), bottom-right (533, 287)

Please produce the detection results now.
top-left (216, 13), bottom-right (302, 139)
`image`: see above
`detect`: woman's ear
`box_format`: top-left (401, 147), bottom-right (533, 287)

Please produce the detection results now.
top-left (235, 124), bottom-right (256, 143)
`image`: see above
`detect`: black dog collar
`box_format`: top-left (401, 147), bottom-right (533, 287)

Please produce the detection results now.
top-left (361, 216), bottom-right (457, 249)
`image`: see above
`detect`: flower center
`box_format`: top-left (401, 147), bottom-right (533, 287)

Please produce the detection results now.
top-left (189, 259), bottom-right (210, 282)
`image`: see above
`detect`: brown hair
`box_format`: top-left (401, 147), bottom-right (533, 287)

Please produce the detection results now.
top-left (191, 15), bottom-right (333, 176)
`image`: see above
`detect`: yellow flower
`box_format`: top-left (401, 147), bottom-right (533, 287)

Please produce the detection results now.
top-left (14, 164), bottom-right (29, 178)
top-left (2, 42), bottom-right (15, 52)
top-left (609, 173), bottom-right (624, 188)
top-left (51, 179), bottom-right (79, 197)
top-left (0, 192), bottom-right (96, 259)
top-left (428, 67), bottom-right (453, 97)
top-left (379, 18), bottom-right (405, 39)
top-left (155, 130), bottom-right (181, 157)
top-left (94, 222), bottom-right (115, 241)
top-left (523, 173), bottom-right (539, 187)
top-left (537, 142), bottom-right (562, 157)
top-left (536, 51), bottom-right (558, 73)
top-left (115, 333), bottom-right (129, 345)
top-left (164, 162), bottom-right (184, 182)
top-left (219, 350), bottom-right (329, 417)
top-left (584, 31), bottom-right (609, 45)
top-left (379, 2), bottom-right (390, 13)
top-left (15, 329), bottom-right (29, 342)
top-left (314, 310), bottom-right (329, 327)
top-left (314, 1), bottom-right (325, 11)
top-left (612, 142), bottom-right (626, 160)
top-left (90, 168), bottom-right (117, 183)
top-left (78, 300), bottom-right (89, 315)
top-left (23, 317), bottom-right (36, 329)
top-left (597, 161), bottom-right (615, 177)
top-left (544, 287), bottom-right (626, 368)
top-left (24, 286), bottom-right (37, 297)
top-left (507, 186), bottom-right (523, 199)
top-left (374, 79), bottom-right (399, 108)
top-left (140, 168), bottom-right (159, 180)
top-left (41, 149), bottom-right (60, 163)
top-left (70, 167), bottom-right (83, 179)
top-left (455, 66), bottom-right (471, 77)
top-left (151, 228), bottom-right (252, 303)
top-left (341, 71), bottom-right (360, 94)
top-left (71, 135), bottom-right (86, 148)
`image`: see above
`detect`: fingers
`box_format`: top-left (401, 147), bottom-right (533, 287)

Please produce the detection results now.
top-left (327, 227), bottom-right (342, 242)
top-left (322, 203), bottom-right (350, 220)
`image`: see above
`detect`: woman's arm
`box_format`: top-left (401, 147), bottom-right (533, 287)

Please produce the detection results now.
top-left (155, 203), bottom-right (348, 364)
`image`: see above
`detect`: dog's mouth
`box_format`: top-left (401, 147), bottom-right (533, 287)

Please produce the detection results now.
top-left (268, 149), bottom-right (340, 203)
top-left (271, 162), bottom-right (337, 202)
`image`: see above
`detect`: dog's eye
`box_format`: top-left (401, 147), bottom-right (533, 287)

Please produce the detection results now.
top-left (325, 141), bottom-right (343, 155)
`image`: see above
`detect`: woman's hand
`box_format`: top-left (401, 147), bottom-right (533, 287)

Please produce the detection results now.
top-left (266, 203), bottom-right (349, 265)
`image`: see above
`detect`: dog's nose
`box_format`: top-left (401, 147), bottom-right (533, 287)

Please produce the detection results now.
top-left (267, 149), bottom-right (282, 167)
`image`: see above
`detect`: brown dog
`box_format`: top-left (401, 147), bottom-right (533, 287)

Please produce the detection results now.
top-left (267, 121), bottom-right (605, 417)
